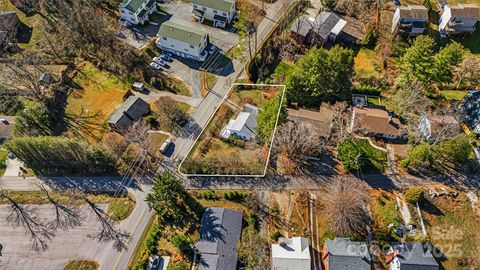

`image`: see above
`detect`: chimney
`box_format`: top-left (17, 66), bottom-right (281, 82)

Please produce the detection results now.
top-left (385, 251), bottom-right (398, 264)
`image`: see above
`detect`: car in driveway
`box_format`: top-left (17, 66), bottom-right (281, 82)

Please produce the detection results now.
top-left (160, 53), bottom-right (173, 62)
top-left (160, 139), bottom-right (172, 154)
top-left (208, 44), bottom-right (218, 55)
top-left (150, 62), bottom-right (162, 70)
top-left (153, 57), bottom-right (168, 68)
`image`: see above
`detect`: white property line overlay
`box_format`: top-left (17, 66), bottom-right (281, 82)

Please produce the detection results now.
top-left (178, 83), bottom-right (287, 178)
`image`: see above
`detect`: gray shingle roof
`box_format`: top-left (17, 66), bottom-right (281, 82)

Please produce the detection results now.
top-left (325, 238), bottom-right (371, 270)
top-left (108, 96), bottom-right (149, 130)
top-left (290, 15), bottom-right (314, 37)
top-left (315, 11), bottom-right (342, 39)
top-left (196, 207), bottom-right (243, 270)
top-left (462, 91), bottom-right (480, 135)
top-left (0, 11), bottom-right (19, 33)
top-left (390, 242), bottom-right (439, 270)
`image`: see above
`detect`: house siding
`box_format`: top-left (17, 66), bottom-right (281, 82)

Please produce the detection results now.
top-left (156, 33), bottom-right (208, 61)
top-left (192, 2), bottom-right (236, 28)
top-left (119, 0), bottom-right (156, 25)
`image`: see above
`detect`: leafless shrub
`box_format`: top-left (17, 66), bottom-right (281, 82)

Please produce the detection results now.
top-left (320, 177), bottom-right (368, 237)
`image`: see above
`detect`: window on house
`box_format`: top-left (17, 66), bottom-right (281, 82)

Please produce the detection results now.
top-left (184, 48), bottom-right (189, 52)
top-left (193, 4), bottom-right (197, 8)
top-left (190, 45), bottom-right (194, 48)
top-left (222, 12), bottom-right (227, 16)
top-left (202, 7), bottom-right (206, 11)
top-left (213, 10), bottom-right (217, 13)
top-left (171, 45), bottom-right (174, 47)
top-left (163, 37), bottom-right (167, 40)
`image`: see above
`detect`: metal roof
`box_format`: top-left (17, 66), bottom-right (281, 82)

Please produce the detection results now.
top-left (191, 0), bottom-right (235, 12)
top-left (119, 0), bottom-right (145, 12)
top-left (157, 21), bottom-right (206, 46)
top-left (315, 12), bottom-right (346, 39)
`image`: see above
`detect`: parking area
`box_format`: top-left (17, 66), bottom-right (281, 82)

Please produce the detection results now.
top-left (0, 204), bottom-right (112, 270)
top-left (161, 2), bottom-right (239, 52)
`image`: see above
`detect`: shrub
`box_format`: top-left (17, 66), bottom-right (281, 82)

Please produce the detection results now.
top-left (271, 231), bottom-right (282, 241)
top-left (199, 190), bottom-right (217, 200)
top-left (362, 28), bottom-right (377, 48)
top-left (144, 115), bottom-right (157, 126)
top-left (404, 187), bottom-right (425, 204)
top-left (226, 134), bottom-right (245, 147)
top-left (223, 191), bottom-right (249, 201)
top-left (355, 84), bottom-right (382, 96)
top-left (171, 233), bottom-right (192, 254)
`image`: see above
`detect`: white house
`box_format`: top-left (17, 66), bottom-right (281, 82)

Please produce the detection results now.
top-left (439, 4), bottom-right (479, 36)
top-left (392, 5), bottom-right (429, 35)
top-left (220, 104), bottom-right (258, 141)
top-left (156, 21), bottom-right (209, 62)
top-left (119, 0), bottom-right (157, 25)
top-left (271, 237), bottom-right (311, 270)
top-left (191, 0), bottom-right (236, 28)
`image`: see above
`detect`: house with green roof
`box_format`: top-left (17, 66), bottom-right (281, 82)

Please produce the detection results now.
top-left (156, 21), bottom-right (209, 62)
top-left (191, 0), bottom-right (236, 28)
top-left (119, 0), bottom-right (157, 25)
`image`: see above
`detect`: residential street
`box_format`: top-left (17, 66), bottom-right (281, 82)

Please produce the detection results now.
top-left (170, 0), bottom-right (298, 163)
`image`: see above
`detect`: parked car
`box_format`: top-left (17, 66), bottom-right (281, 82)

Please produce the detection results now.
top-left (153, 57), bottom-right (167, 67)
top-left (160, 53), bottom-right (173, 62)
top-left (393, 0), bottom-right (400, 6)
top-left (149, 62), bottom-right (162, 70)
top-left (160, 140), bottom-right (172, 154)
top-left (146, 255), bottom-right (160, 270)
top-left (0, 118), bottom-right (9, 124)
top-left (208, 44), bottom-right (218, 55)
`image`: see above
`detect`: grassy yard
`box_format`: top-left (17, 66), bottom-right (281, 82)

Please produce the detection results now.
top-left (63, 260), bottom-right (99, 270)
top-left (370, 189), bottom-right (402, 244)
top-left (199, 72), bottom-right (218, 97)
top-left (420, 190), bottom-right (480, 270)
top-left (0, 191), bottom-right (136, 221)
top-left (180, 85), bottom-right (283, 175)
top-left (66, 62), bottom-right (129, 141)
top-left (354, 47), bottom-right (381, 79)
top-left (267, 61), bottom-right (294, 84)
top-left (0, 149), bottom-right (7, 176)
top-left (441, 90), bottom-right (468, 101)
top-left (127, 214), bottom-right (157, 270)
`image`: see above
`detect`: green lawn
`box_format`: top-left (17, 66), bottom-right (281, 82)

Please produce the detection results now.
top-left (0, 149), bottom-right (7, 176)
top-left (63, 260), bottom-right (98, 270)
top-left (441, 90), bottom-right (468, 101)
top-left (107, 195), bottom-right (136, 221)
top-left (370, 190), bottom-right (402, 244)
top-left (268, 61), bottom-right (294, 84)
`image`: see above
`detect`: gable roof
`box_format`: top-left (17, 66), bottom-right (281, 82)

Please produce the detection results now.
top-left (390, 242), bottom-right (439, 270)
top-left (0, 11), bottom-right (19, 32)
top-left (448, 4), bottom-right (479, 18)
top-left (228, 104), bottom-right (258, 139)
top-left (119, 0), bottom-right (146, 12)
top-left (325, 238), bottom-right (371, 270)
top-left (315, 11), bottom-right (347, 39)
top-left (287, 107), bottom-right (333, 138)
top-left (290, 15), bottom-right (316, 37)
top-left (272, 237), bottom-right (310, 260)
top-left (191, 0), bottom-right (235, 12)
top-left (398, 5), bottom-right (429, 19)
top-left (353, 107), bottom-right (402, 136)
top-left (108, 96), bottom-right (149, 130)
top-left (157, 21), bottom-right (206, 46)
top-left (196, 207), bottom-right (243, 270)
top-left (462, 91), bottom-right (480, 134)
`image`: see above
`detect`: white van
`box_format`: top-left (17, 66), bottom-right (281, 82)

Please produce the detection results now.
top-left (160, 140), bottom-right (172, 154)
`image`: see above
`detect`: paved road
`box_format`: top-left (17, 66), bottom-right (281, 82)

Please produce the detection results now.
top-left (170, 0), bottom-right (298, 164)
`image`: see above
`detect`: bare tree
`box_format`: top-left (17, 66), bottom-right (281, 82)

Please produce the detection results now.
top-left (82, 196), bottom-right (130, 251)
top-left (103, 132), bottom-right (128, 157)
top-left (36, 184), bottom-right (81, 230)
top-left (275, 122), bottom-right (324, 174)
top-left (153, 97), bottom-right (188, 131)
top-left (454, 55), bottom-right (480, 88)
top-left (124, 120), bottom-right (150, 147)
top-left (320, 177), bottom-right (368, 237)
top-left (0, 189), bottom-right (54, 251)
